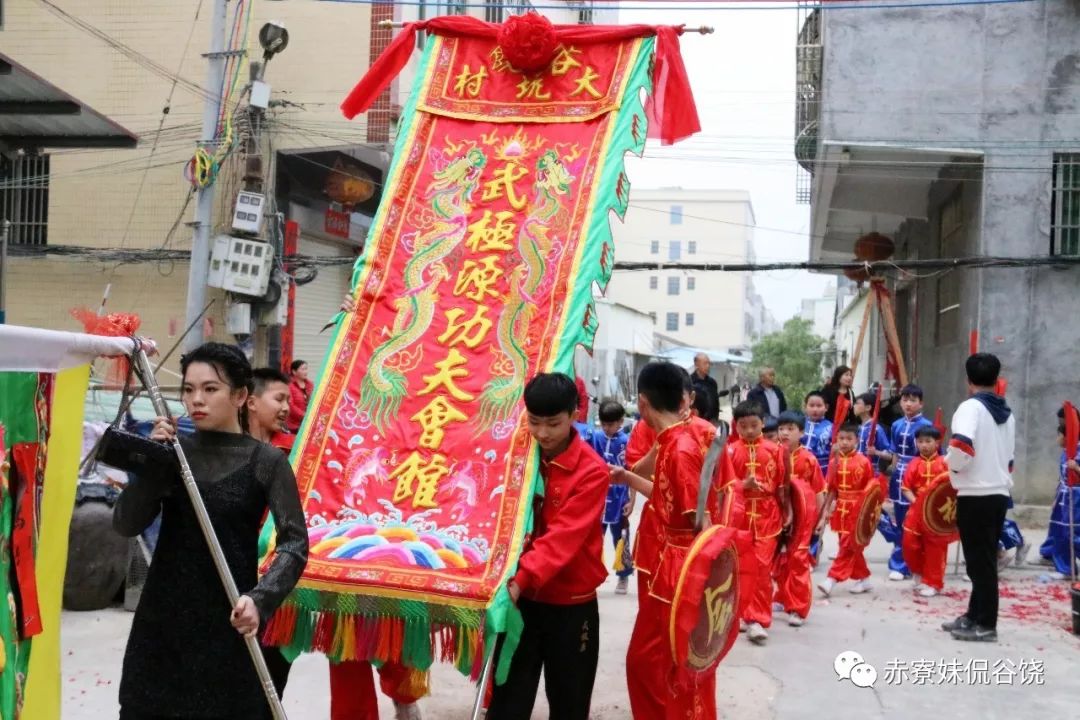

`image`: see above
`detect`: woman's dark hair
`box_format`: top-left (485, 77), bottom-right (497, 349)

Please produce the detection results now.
top-left (827, 365), bottom-right (852, 390)
top-left (180, 342), bottom-right (254, 431)
top-left (290, 359), bottom-right (307, 373)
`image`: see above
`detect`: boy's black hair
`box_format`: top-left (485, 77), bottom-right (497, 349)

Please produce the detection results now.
top-left (856, 392), bottom-right (877, 408)
top-left (1057, 405), bottom-right (1080, 421)
top-left (598, 399), bottom-right (626, 423)
top-left (290, 359), bottom-right (307, 373)
top-left (763, 415), bottom-right (779, 432)
top-left (637, 362), bottom-right (686, 414)
top-left (804, 390), bottom-right (825, 403)
top-left (523, 373), bottom-right (579, 417)
top-left (1059, 422), bottom-right (1067, 436)
top-left (837, 422), bottom-right (861, 436)
top-left (692, 391), bottom-right (710, 418)
top-left (776, 410), bottom-right (805, 431)
top-left (899, 384), bottom-right (924, 400)
top-left (252, 367), bottom-right (290, 396)
top-left (965, 352), bottom-right (1001, 388)
top-left (734, 400), bottom-right (764, 421)
top-left (915, 426), bottom-right (942, 440)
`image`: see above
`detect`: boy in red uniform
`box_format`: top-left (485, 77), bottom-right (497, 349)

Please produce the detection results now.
top-left (488, 373), bottom-right (609, 720)
top-left (614, 362), bottom-right (720, 720)
top-left (247, 368), bottom-right (295, 452)
top-left (727, 400), bottom-right (788, 645)
top-left (773, 411), bottom-right (825, 627)
top-left (817, 423), bottom-right (879, 597)
top-left (901, 426), bottom-right (950, 597)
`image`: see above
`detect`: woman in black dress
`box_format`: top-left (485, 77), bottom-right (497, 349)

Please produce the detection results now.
top-left (112, 343), bottom-right (308, 720)
top-left (821, 364), bottom-right (856, 425)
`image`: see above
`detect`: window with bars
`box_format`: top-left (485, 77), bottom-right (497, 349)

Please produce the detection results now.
top-left (687, 240), bottom-right (697, 255)
top-left (649, 240), bottom-right (659, 254)
top-left (686, 312), bottom-right (695, 326)
top-left (666, 312), bottom-right (679, 332)
top-left (1051, 153), bottom-right (1080, 256)
top-left (687, 276), bottom-right (696, 291)
top-left (0, 154), bottom-right (50, 246)
top-left (444, 0), bottom-right (467, 14)
top-left (667, 276), bottom-right (680, 295)
top-left (649, 275), bottom-right (658, 290)
top-left (936, 191), bottom-right (963, 344)
top-left (578, 1), bottom-right (594, 24)
top-left (485, 0), bottom-right (504, 23)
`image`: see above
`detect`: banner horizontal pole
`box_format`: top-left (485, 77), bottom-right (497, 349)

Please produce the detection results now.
top-left (376, 19), bottom-right (715, 33)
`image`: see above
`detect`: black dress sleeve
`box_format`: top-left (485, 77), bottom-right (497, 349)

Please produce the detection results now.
top-left (246, 452), bottom-right (309, 622)
top-left (111, 440), bottom-right (179, 537)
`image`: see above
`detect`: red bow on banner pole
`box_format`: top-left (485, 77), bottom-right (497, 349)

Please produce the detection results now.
top-left (831, 394), bottom-right (851, 444)
top-left (340, 16), bottom-right (701, 145)
top-left (1065, 401), bottom-right (1079, 487)
top-left (933, 407), bottom-right (946, 438)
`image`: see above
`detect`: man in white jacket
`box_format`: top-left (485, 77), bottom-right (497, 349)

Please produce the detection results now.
top-left (942, 353), bottom-right (1014, 642)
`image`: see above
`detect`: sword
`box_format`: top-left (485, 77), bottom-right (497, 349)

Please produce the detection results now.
top-left (696, 422), bottom-right (729, 533)
top-left (130, 342), bottom-right (287, 720)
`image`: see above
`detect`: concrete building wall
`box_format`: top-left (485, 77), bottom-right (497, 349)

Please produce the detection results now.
top-left (605, 189), bottom-right (756, 349)
top-left (815, 1), bottom-right (1080, 500)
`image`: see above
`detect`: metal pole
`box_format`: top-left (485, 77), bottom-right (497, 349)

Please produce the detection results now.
top-left (470, 645), bottom-right (497, 720)
top-left (133, 347), bottom-right (287, 719)
top-left (0, 220), bottom-right (9, 324)
top-left (184, 0), bottom-right (231, 351)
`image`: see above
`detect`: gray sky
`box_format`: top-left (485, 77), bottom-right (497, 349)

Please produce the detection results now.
top-left (617, 2), bottom-right (831, 322)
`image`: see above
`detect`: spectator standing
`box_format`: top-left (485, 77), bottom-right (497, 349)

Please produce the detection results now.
top-left (287, 360), bottom-right (312, 433)
top-left (746, 367), bottom-right (788, 418)
top-left (689, 353), bottom-right (720, 424)
top-left (943, 353), bottom-right (1015, 643)
top-left (821, 365), bottom-right (856, 425)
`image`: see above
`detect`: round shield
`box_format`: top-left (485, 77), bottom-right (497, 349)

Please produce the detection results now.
top-left (853, 482), bottom-right (884, 547)
top-left (669, 526), bottom-right (743, 675)
top-left (788, 478), bottom-right (819, 546)
top-left (921, 472), bottom-right (959, 540)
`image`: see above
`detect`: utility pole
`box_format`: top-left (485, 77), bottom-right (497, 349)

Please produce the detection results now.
top-left (183, 0), bottom-right (232, 351)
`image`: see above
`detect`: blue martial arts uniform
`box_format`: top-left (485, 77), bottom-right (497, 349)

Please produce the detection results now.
top-left (1039, 449), bottom-right (1080, 575)
top-left (801, 418), bottom-right (833, 476)
top-left (591, 429), bottom-right (633, 578)
top-left (882, 413), bottom-right (934, 576)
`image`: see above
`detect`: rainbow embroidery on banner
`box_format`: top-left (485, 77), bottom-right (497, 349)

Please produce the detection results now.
top-left (261, 14), bottom-right (700, 680)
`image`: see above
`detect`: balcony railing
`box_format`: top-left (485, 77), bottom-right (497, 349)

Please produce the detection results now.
top-left (795, 4), bottom-right (822, 203)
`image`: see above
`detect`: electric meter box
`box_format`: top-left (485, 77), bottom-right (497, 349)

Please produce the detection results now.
top-left (207, 235), bottom-right (273, 297)
top-left (231, 191), bottom-right (266, 234)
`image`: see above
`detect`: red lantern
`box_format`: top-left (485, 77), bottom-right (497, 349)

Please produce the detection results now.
top-left (844, 265), bottom-right (873, 285)
top-left (853, 232), bottom-right (894, 262)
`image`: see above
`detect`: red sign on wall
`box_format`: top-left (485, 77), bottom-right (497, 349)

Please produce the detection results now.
top-left (324, 208), bottom-right (350, 239)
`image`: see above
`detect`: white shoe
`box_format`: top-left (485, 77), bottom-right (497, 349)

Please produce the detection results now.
top-left (888, 570), bottom-right (906, 581)
top-left (615, 576), bottom-right (629, 595)
top-left (788, 612), bottom-right (805, 627)
top-left (817, 578), bottom-right (835, 598)
top-left (917, 585), bottom-right (938, 598)
top-left (997, 550), bottom-right (1011, 572)
top-left (1015, 543), bottom-right (1030, 567)
top-left (772, 602), bottom-right (785, 615)
top-left (747, 622), bottom-right (768, 644)
top-left (394, 702), bottom-right (422, 720)
top-left (739, 620), bottom-right (748, 633)
top-left (911, 573), bottom-right (922, 586)
top-left (849, 579), bottom-right (872, 594)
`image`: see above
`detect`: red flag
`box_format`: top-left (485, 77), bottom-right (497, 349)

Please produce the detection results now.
top-left (1065, 401), bottom-right (1079, 487)
top-left (995, 377), bottom-right (1008, 396)
top-left (969, 329), bottom-right (979, 356)
top-left (831, 393), bottom-right (852, 444)
top-left (866, 385), bottom-right (884, 450)
top-left (933, 407), bottom-right (946, 438)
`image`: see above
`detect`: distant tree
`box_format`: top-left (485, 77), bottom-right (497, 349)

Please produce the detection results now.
top-left (750, 318), bottom-right (827, 409)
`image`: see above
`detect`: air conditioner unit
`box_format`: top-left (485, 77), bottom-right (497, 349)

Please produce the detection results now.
top-left (207, 235), bottom-right (273, 297)
top-left (231, 191), bottom-right (266, 234)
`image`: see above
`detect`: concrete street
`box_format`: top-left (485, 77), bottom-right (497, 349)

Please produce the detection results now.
top-left (61, 527), bottom-right (1079, 719)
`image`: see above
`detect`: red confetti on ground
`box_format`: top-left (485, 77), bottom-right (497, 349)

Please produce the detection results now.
top-left (906, 578), bottom-right (1075, 632)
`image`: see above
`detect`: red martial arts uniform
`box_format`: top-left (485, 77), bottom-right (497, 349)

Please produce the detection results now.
top-left (627, 419), bottom-right (719, 720)
top-left (627, 419), bottom-right (659, 597)
top-left (900, 454), bottom-right (950, 590)
top-left (826, 451), bottom-right (878, 582)
top-left (774, 447), bottom-right (824, 619)
top-left (329, 661), bottom-right (423, 720)
top-left (728, 436), bottom-right (786, 628)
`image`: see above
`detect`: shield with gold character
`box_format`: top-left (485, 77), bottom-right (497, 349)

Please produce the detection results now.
top-left (853, 481), bottom-right (884, 547)
top-left (670, 526), bottom-right (754, 674)
top-left (920, 472), bottom-right (959, 541)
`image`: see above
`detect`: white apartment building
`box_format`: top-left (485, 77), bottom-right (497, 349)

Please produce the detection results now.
top-left (605, 189), bottom-right (761, 350)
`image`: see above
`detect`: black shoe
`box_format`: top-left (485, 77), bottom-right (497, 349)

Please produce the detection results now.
top-left (951, 624), bottom-right (997, 642)
top-left (941, 615), bottom-right (972, 632)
